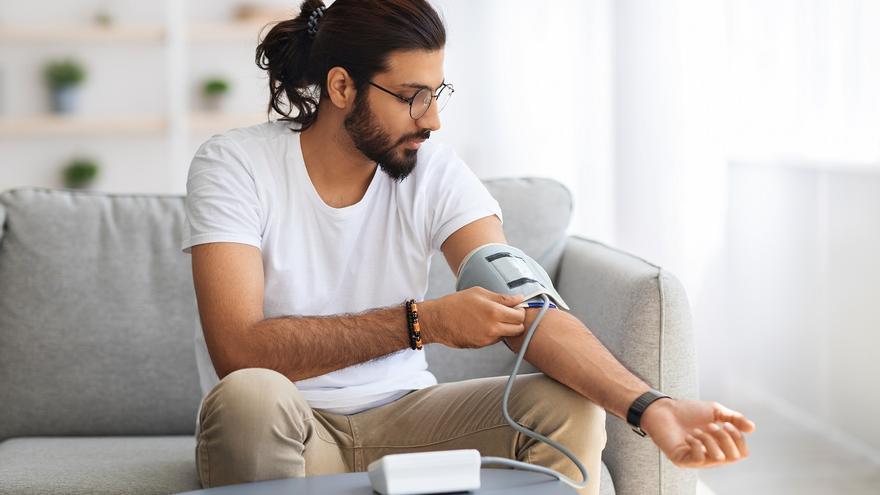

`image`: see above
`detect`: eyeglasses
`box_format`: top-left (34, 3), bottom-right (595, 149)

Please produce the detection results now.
top-left (368, 80), bottom-right (454, 120)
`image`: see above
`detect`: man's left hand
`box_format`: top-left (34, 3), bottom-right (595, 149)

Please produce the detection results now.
top-left (639, 398), bottom-right (757, 468)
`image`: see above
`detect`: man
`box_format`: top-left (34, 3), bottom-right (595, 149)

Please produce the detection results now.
top-left (182, 1), bottom-right (755, 494)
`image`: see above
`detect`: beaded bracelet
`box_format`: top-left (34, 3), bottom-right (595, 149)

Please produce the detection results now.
top-left (404, 299), bottom-right (423, 350)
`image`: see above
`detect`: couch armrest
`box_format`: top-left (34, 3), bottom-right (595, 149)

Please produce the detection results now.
top-left (0, 202), bottom-right (6, 243)
top-left (555, 235), bottom-right (699, 495)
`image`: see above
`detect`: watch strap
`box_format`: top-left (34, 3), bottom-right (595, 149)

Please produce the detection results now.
top-left (627, 389), bottom-right (672, 437)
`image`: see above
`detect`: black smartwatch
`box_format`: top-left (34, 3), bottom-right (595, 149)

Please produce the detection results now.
top-left (626, 389), bottom-right (672, 437)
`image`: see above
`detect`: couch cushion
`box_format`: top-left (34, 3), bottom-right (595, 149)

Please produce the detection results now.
top-left (0, 188), bottom-right (201, 440)
top-left (0, 436), bottom-right (200, 495)
top-left (425, 177), bottom-right (573, 383)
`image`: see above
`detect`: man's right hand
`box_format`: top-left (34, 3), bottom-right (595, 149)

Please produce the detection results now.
top-left (420, 287), bottom-right (527, 349)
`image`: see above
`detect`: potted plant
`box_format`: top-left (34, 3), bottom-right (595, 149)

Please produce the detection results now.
top-left (44, 58), bottom-right (87, 114)
top-left (201, 77), bottom-right (230, 112)
top-left (62, 157), bottom-right (100, 189)
top-left (93, 9), bottom-right (114, 27)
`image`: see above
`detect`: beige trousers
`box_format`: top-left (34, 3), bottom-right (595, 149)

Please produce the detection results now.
top-left (196, 368), bottom-right (608, 495)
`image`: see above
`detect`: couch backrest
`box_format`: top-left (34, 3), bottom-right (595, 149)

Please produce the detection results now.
top-left (0, 188), bottom-right (202, 440)
top-left (0, 178), bottom-right (571, 439)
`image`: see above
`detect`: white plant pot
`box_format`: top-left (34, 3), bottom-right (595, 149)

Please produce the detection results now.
top-left (51, 86), bottom-right (80, 114)
top-left (202, 94), bottom-right (227, 112)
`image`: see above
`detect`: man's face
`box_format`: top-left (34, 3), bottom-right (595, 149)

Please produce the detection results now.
top-left (343, 49), bottom-right (445, 182)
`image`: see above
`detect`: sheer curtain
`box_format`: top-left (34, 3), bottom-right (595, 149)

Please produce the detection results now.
top-left (431, 2), bottom-right (880, 444)
top-left (726, 0), bottom-right (880, 165)
top-left (432, 0), bottom-right (728, 304)
top-left (719, 0), bottom-right (880, 455)
top-left (431, 0), bottom-right (616, 244)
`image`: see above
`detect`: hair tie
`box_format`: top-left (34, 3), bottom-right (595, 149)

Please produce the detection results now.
top-left (306, 6), bottom-right (326, 39)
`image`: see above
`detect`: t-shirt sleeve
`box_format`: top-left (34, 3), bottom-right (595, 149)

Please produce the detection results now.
top-left (427, 149), bottom-right (503, 254)
top-left (181, 136), bottom-right (263, 254)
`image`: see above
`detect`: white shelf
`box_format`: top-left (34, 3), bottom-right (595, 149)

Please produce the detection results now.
top-left (0, 24), bottom-right (165, 43)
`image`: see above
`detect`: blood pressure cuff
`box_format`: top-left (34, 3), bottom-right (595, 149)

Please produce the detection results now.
top-left (455, 243), bottom-right (570, 310)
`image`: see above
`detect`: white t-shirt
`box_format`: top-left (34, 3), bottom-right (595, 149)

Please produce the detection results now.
top-left (181, 120), bottom-right (503, 415)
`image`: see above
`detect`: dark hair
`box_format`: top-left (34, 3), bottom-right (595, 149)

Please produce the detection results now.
top-left (255, 0), bottom-right (446, 132)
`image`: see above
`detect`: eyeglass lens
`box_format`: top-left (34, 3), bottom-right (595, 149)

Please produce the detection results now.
top-left (410, 85), bottom-right (453, 119)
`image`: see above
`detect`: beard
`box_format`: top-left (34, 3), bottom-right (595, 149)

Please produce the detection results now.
top-left (343, 92), bottom-right (430, 183)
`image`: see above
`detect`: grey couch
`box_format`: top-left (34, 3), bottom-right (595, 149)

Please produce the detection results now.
top-left (0, 179), bottom-right (698, 495)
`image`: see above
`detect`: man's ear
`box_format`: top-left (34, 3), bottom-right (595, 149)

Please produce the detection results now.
top-left (325, 66), bottom-right (357, 109)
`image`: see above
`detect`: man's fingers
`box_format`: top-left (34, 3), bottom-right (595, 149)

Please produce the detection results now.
top-left (708, 422), bottom-right (741, 460)
top-left (724, 421), bottom-right (750, 458)
top-left (715, 403), bottom-right (757, 433)
top-left (496, 304), bottom-right (526, 323)
top-left (497, 322), bottom-right (526, 337)
top-left (495, 292), bottom-right (526, 307)
top-left (684, 434), bottom-right (706, 465)
top-left (693, 428), bottom-right (726, 463)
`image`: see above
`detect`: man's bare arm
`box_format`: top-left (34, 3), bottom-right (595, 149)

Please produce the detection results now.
top-left (243, 308), bottom-right (412, 382)
top-left (432, 214), bottom-right (755, 468)
top-left (500, 307), bottom-right (757, 469)
top-left (503, 308), bottom-right (651, 421)
top-left (433, 214), bottom-right (651, 419)
top-left (191, 242), bottom-right (411, 382)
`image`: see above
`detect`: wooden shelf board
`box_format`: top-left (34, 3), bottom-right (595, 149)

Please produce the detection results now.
top-left (0, 21), bottom-right (285, 43)
top-left (187, 21), bottom-right (276, 42)
top-left (189, 111), bottom-right (270, 132)
top-left (0, 24), bottom-right (165, 42)
top-left (0, 115), bottom-right (166, 137)
top-left (0, 113), bottom-right (278, 137)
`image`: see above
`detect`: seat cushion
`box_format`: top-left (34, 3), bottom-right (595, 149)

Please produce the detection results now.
top-left (0, 436), bottom-right (200, 495)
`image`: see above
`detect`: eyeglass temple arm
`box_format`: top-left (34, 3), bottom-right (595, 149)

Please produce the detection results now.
top-left (368, 82), bottom-right (410, 103)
